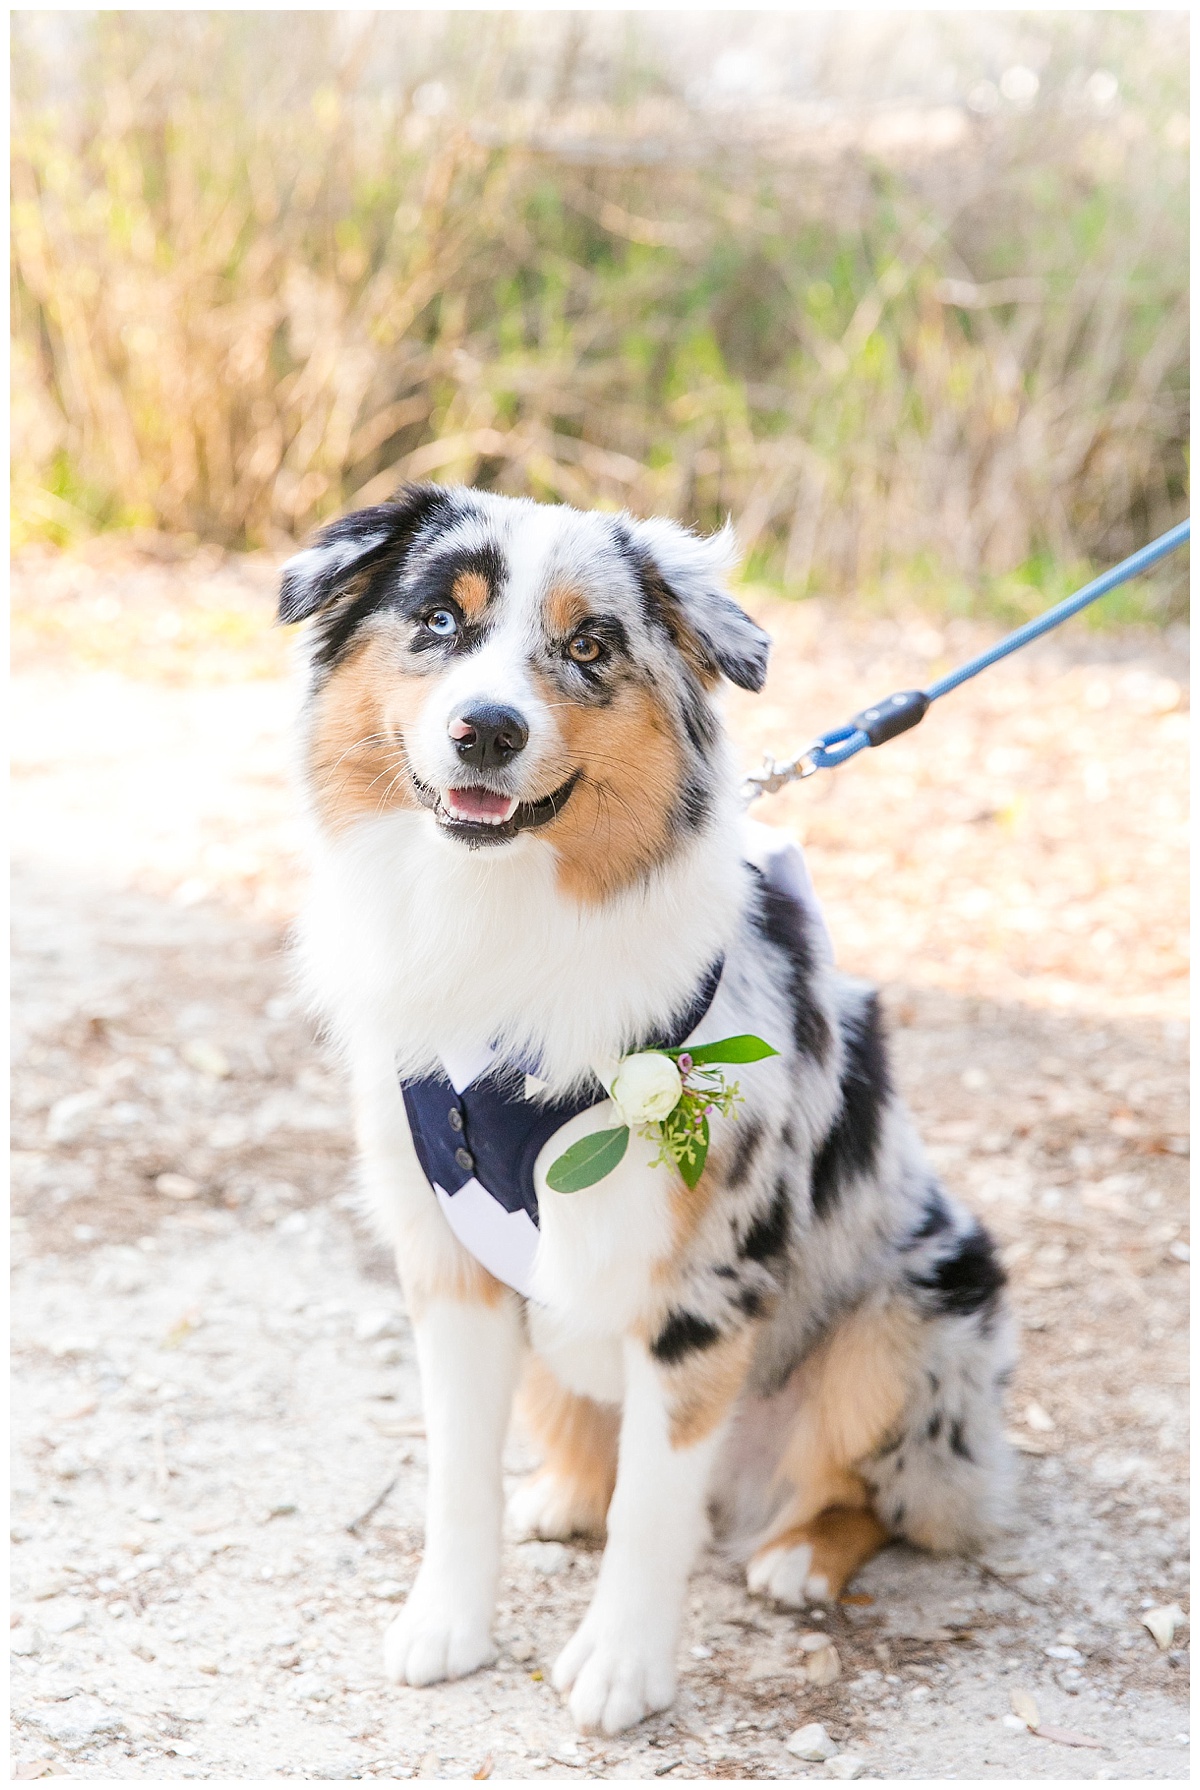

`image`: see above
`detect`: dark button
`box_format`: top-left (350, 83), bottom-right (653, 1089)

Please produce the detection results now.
top-left (448, 1108), bottom-right (464, 1132)
top-left (454, 1146), bottom-right (475, 1173)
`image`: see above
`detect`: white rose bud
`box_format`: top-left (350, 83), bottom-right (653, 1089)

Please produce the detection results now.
top-left (610, 1051), bottom-right (683, 1126)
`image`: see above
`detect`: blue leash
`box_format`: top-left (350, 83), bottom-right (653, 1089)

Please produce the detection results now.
top-left (744, 519), bottom-right (1190, 800)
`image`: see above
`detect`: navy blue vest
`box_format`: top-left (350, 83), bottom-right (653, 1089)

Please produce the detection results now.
top-left (400, 957), bottom-right (724, 1232)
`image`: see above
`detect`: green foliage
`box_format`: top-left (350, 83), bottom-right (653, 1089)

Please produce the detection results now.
top-left (545, 1126), bottom-right (630, 1194)
top-left (674, 1036), bottom-right (779, 1066)
top-left (9, 12), bottom-right (1189, 615)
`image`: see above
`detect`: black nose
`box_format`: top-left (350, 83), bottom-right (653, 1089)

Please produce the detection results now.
top-left (449, 703), bottom-right (529, 769)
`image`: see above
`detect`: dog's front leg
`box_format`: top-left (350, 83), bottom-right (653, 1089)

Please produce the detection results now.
top-left (552, 1336), bottom-right (727, 1735)
top-left (353, 1057), bottom-right (522, 1687)
top-left (384, 1287), bottom-right (522, 1686)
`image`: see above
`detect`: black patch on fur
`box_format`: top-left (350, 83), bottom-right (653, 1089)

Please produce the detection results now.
top-left (680, 682), bottom-right (719, 757)
top-left (810, 993), bottom-right (891, 1218)
top-left (314, 503), bottom-right (499, 671)
top-left (725, 1118), bottom-right (764, 1190)
top-left (616, 524), bottom-right (769, 695)
top-left (902, 1187), bottom-right (953, 1248)
top-left (651, 1310), bottom-right (721, 1363)
top-left (875, 1432), bottom-right (903, 1459)
top-left (735, 1285), bottom-right (765, 1317)
top-left (926, 1412), bottom-right (942, 1442)
top-left (404, 541), bottom-right (507, 660)
top-left (911, 1222), bottom-right (1006, 1319)
top-left (748, 868), bottom-right (831, 1064)
top-left (279, 484), bottom-right (453, 639)
top-left (949, 1418), bottom-right (972, 1461)
top-left (672, 771), bottom-right (711, 836)
top-left (625, 545), bottom-right (708, 667)
top-left (739, 1175), bottom-right (791, 1263)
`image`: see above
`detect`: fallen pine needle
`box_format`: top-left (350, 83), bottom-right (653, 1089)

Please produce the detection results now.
top-left (345, 1474), bottom-right (398, 1536)
top-left (1033, 1725), bottom-right (1104, 1750)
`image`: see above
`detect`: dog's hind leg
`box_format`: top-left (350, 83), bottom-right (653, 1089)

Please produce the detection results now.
top-left (744, 1294), bottom-right (921, 1606)
top-left (749, 1502), bottom-right (889, 1605)
top-left (510, 1353), bottom-right (619, 1540)
top-left (745, 1215), bottom-right (1016, 1607)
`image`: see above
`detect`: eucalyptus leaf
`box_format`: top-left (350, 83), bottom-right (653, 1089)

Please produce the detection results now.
top-left (678, 1116), bottom-right (710, 1190)
top-left (546, 1125), bottom-right (630, 1193)
top-left (686, 1034), bottom-right (779, 1066)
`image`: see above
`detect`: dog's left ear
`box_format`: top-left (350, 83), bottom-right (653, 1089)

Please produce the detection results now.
top-left (277, 484), bottom-right (447, 624)
top-left (626, 516), bottom-right (771, 693)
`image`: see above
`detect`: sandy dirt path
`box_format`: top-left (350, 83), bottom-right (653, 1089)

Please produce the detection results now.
top-left (10, 546), bottom-right (1189, 1780)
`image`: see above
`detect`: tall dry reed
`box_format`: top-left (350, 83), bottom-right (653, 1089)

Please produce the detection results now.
top-left (10, 11), bottom-right (1189, 612)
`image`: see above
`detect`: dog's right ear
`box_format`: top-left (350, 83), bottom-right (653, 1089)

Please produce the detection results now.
top-left (277, 484), bottom-right (448, 624)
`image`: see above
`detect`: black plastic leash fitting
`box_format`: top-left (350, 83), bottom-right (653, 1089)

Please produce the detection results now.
top-left (850, 689), bottom-right (930, 748)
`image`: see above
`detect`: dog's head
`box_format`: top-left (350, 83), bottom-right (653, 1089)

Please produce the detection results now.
top-left (279, 484), bottom-right (769, 901)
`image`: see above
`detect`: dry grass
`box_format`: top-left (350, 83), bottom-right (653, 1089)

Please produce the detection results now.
top-left (10, 13), bottom-right (1188, 615)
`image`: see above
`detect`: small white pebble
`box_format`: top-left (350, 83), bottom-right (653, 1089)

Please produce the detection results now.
top-left (827, 1756), bottom-right (867, 1781)
top-left (371, 1580), bottom-right (406, 1601)
top-left (804, 1642), bottom-right (842, 1685)
top-left (521, 1540), bottom-right (569, 1576)
top-left (1142, 1604), bottom-right (1186, 1650)
top-left (786, 1722), bottom-right (838, 1762)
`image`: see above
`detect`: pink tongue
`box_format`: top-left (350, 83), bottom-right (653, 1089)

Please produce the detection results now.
top-left (447, 787), bottom-right (514, 821)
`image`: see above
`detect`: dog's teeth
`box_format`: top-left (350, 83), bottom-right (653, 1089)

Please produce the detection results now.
top-left (443, 792), bottom-right (519, 825)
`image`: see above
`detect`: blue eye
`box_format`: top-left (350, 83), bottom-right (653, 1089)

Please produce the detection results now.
top-left (425, 609), bottom-right (458, 638)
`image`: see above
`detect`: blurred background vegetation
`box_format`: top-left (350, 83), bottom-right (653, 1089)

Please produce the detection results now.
top-left (10, 10), bottom-right (1190, 620)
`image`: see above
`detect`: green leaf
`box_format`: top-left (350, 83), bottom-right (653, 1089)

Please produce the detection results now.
top-left (678, 1116), bottom-right (709, 1189)
top-left (545, 1126), bottom-right (630, 1193)
top-left (684, 1034), bottom-right (779, 1066)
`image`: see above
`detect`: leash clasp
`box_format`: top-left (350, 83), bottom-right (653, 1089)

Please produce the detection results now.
top-left (741, 746), bottom-right (821, 804)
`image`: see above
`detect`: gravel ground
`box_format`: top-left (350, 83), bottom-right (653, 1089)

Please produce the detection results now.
top-left (10, 544), bottom-right (1190, 1780)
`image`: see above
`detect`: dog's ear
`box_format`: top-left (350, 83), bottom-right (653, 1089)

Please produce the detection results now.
top-left (277, 484), bottom-right (448, 625)
top-left (626, 515), bottom-right (771, 693)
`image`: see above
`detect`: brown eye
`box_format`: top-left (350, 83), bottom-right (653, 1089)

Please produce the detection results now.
top-left (568, 633), bottom-right (602, 665)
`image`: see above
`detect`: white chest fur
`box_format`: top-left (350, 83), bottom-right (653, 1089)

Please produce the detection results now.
top-left (302, 802), bottom-right (830, 1404)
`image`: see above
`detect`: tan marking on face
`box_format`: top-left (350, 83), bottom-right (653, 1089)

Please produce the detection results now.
top-left (545, 583), bottom-right (590, 637)
top-left (306, 632), bottom-right (426, 834)
top-left (515, 1352), bottom-right (619, 1536)
top-left (532, 670), bottom-right (684, 904)
top-left (749, 1503), bottom-right (889, 1603)
top-left (663, 1326), bottom-right (757, 1449)
top-left (770, 1295), bottom-right (921, 1527)
top-left (452, 569), bottom-right (491, 620)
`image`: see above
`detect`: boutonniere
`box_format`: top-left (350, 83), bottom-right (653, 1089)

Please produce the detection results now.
top-left (545, 1036), bottom-right (778, 1194)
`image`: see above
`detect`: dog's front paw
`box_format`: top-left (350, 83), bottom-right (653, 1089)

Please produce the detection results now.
top-left (746, 1539), bottom-right (828, 1607)
top-left (383, 1583), bottom-right (495, 1687)
top-left (507, 1471), bottom-right (604, 1542)
top-left (552, 1618), bottom-right (675, 1735)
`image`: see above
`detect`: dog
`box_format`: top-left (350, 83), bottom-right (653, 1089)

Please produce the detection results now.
top-left (278, 483), bottom-right (1015, 1736)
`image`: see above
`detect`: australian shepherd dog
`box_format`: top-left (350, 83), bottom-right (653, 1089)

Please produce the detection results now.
top-left (279, 484), bottom-right (1015, 1736)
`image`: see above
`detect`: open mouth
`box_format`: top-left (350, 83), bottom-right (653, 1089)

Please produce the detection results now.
top-left (412, 771), bottom-right (580, 847)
